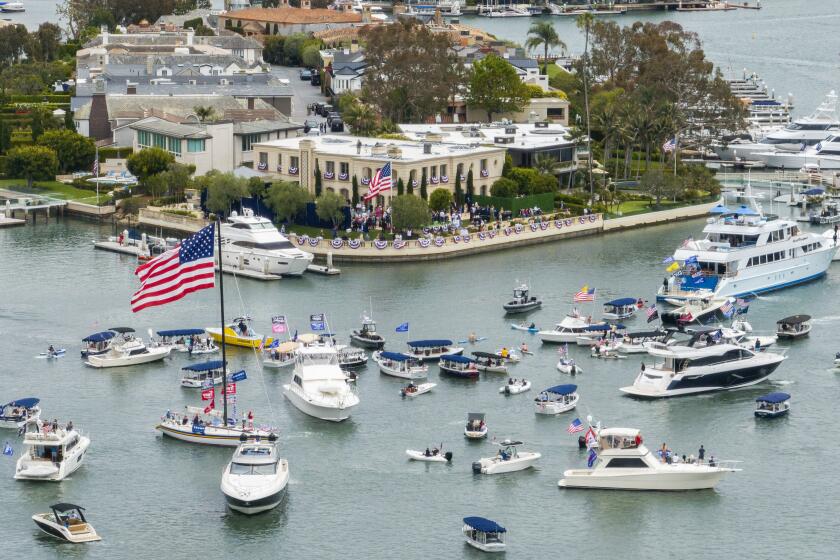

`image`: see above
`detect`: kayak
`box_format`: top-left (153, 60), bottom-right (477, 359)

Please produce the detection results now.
top-left (37, 349), bottom-right (66, 359)
top-left (458, 337), bottom-right (488, 344)
top-left (499, 381), bottom-right (531, 395)
top-left (510, 323), bottom-right (539, 333)
top-left (406, 449), bottom-right (452, 462)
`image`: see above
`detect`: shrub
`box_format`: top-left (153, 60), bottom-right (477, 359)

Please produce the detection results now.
top-left (490, 177), bottom-right (518, 198)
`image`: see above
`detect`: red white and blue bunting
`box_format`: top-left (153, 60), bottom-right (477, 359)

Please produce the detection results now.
top-left (434, 236), bottom-right (445, 247)
top-left (418, 238), bottom-right (431, 248)
top-left (393, 240), bottom-right (406, 249)
top-left (297, 234), bottom-right (309, 245)
top-left (374, 239), bottom-right (388, 250)
top-left (308, 237), bottom-right (322, 247)
top-left (348, 239), bottom-right (362, 249)
top-left (330, 238), bottom-right (343, 249)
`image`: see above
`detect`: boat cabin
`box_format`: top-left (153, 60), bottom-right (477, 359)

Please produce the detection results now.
top-left (472, 352), bottom-right (506, 369)
top-left (462, 516), bottom-right (506, 552)
top-left (358, 318), bottom-right (378, 335)
top-left (465, 412), bottom-right (486, 433)
top-left (755, 392), bottom-right (790, 417)
top-left (597, 427), bottom-right (643, 451)
top-left (181, 360), bottom-right (225, 388)
top-left (338, 345), bottom-right (367, 367)
top-left (230, 317), bottom-right (256, 338)
top-left (776, 315), bottom-right (811, 338)
top-left (535, 384), bottom-right (578, 406)
top-left (406, 339), bottom-right (458, 359)
top-left (230, 442), bottom-right (281, 475)
top-left (264, 341), bottom-right (299, 362)
top-left (21, 425), bottom-right (81, 466)
top-left (0, 397), bottom-right (40, 425)
top-left (603, 298), bottom-right (639, 320)
top-left (154, 328), bottom-right (207, 347)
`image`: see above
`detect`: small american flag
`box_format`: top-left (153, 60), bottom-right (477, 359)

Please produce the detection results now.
top-left (574, 286), bottom-right (596, 303)
top-left (567, 418), bottom-right (584, 434)
top-left (92, 157), bottom-right (99, 176)
top-left (363, 162), bottom-right (392, 201)
top-left (131, 223), bottom-right (215, 312)
top-left (646, 304), bottom-right (659, 323)
top-left (720, 299), bottom-right (734, 317)
top-left (663, 137), bottom-right (677, 153)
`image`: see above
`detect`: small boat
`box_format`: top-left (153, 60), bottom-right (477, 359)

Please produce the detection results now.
top-left (180, 360), bottom-right (225, 388)
top-left (602, 298), bottom-right (640, 321)
top-left (590, 341), bottom-right (625, 359)
top-left (616, 329), bottom-right (671, 354)
top-left (458, 335), bottom-right (488, 344)
top-left (510, 322), bottom-right (539, 333)
top-left (373, 351), bottom-right (429, 379)
top-left (534, 384), bottom-right (579, 415)
top-left (32, 504), bottom-right (101, 543)
top-left (472, 352), bottom-right (508, 373)
top-left (472, 439), bottom-right (541, 475)
top-left (38, 348), bottom-right (66, 359)
top-left (575, 323), bottom-right (626, 346)
top-left (80, 330), bottom-right (117, 357)
top-left (349, 316), bottom-right (385, 349)
top-left (156, 406), bottom-right (276, 446)
top-left (206, 317), bottom-right (271, 348)
top-left (283, 342), bottom-right (360, 422)
top-left (15, 422), bottom-right (90, 481)
top-left (661, 298), bottom-right (731, 327)
top-left (221, 439), bottom-right (289, 515)
top-left (556, 358), bottom-right (582, 374)
top-left (730, 320), bottom-right (778, 350)
top-left (755, 392), bottom-right (791, 418)
top-left (439, 354), bottom-right (479, 378)
top-left (400, 382), bottom-right (436, 398)
top-left (261, 341), bottom-right (299, 369)
top-left (150, 328), bottom-right (218, 355)
top-left (336, 344), bottom-right (368, 368)
top-left (0, 397), bottom-right (41, 429)
top-left (502, 284), bottom-right (542, 314)
top-left (406, 447), bottom-right (452, 462)
top-left (495, 349), bottom-right (520, 363)
top-left (464, 412), bottom-right (487, 439)
top-left (462, 517), bottom-right (506, 553)
top-left (499, 379), bottom-right (531, 395)
top-left (775, 315), bottom-right (811, 339)
top-left (538, 311), bottom-right (593, 343)
top-left (405, 339), bottom-right (464, 361)
top-left (84, 328), bottom-right (170, 368)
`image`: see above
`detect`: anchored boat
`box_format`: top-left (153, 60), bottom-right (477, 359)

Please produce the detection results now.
top-left (755, 392), bottom-right (791, 418)
top-left (472, 440), bottom-right (541, 475)
top-left (221, 440), bottom-right (289, 515)
top-left (15, 422), bottom-right (90, 481)
top-left (32, 504), bottom-right (101, 543)
top-left (462, 517), bottom-right (506, 553)
top-left (206, 316), bottom-right (270, 348)
top-left (349, 316), bottom-right (385, 349)
top-left (405, 339), bottom-right (464, 361)
top-left (439, 354), bottom-right (479, 378)
top-left (534, 384), bottom-right (579, 414)
top-left (502, 284), bottom-right (542, 314)
top-left (0, 397), bottom-right (41, 429)
top-left (180, 360), bottom-right (225, 388)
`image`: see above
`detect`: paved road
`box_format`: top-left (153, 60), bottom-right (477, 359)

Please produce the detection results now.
top-left (270, 65), bottom-right (329, 122)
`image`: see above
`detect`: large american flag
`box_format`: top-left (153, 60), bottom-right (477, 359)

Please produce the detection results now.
top-left (131, 223), bottom-right (216, 312)
top-left (573, 286), bottom-right (596, 303)
top-left (567, 418), bottom-right (584, 434)
top-left (363, 162), bottom-right (392, 201)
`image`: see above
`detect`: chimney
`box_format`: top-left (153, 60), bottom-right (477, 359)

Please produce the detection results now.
top-left (343, 48), bottom-right (350, 55)
top-left (89, 87), bottom-right (112, 142)
top-left (101, 25), bottom-right (109, 45)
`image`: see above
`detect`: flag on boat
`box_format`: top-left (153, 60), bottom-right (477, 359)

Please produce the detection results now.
top-left (567, 418), bottom-right (584, 434)
top-left (395, 322), bottom-right (409, 333)
top-left (3, 442), bottom-right (13, 457)
top-left (201, 388), bottom-right (214, 401)
top-left (662, 256), bottom-right (674, 264)
top-left (574, 286), bottom-right (596, 303)
top-left (363, 162), bottom-right (392, 201)
top-left (646, 304), bottom-right (659, 323)
top-left (226, 383), bottom-right (236, 395)
top-left (310, 314), bottom-right (326, 331)
top-left (720, 299), bottom-right (735, 318)
top-left (258, 336), bottom-right (266, 351)
top-left (587, 448), bottom-right (598, 468)
top-left (268, 339), bottom-right (279, 349)
top-left (584, 427), bottom-right (597, 448)
top-left (684, 255), bottom-right (699, 266)
top-left (679, 311), bottom-right (693, 323)
top-left (662, 137), bottom-right (677, 153)
top-left (666, 262), bottom-right (680, 273)
top-left (272, 315), bottom-right (287, 334)
top-left (736, 298), bottom-right (750, 314)
top-left (691, 269), bottom-right (703, 279)
top-left (292, 329), bottom-right (298, 341)
top-left (130, 223), bottom-right (215, 313)
top-left (204, 399), bottom-right (215, 414)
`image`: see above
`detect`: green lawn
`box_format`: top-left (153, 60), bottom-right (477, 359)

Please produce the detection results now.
top-left (0, 178), bottom-right (111, 205)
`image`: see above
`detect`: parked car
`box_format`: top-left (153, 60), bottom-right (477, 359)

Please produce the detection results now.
top-left (304, 119), bottom-right (319, 133)
top-left (327, 111), bottom-right (341, 125)
top-left (299, 69), bottom-right (312, 81)
top-left (310, 72), bottom-right (321, 86)
top-left (330, 118), bottom-right (345, 133)
top-left (318, 104), bottom-right (334, 117)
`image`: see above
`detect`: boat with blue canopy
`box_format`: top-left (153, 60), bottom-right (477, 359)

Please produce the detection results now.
top-left (80, 331), bottom-right (116, 357)
top-left (462, 516), bottom-right (506, 552)
top-left (405, 339), bottom-right (464, 361)
top-left (373, 351), bottom-right (428, 379)
top-left (439, 354), bottom-right (479, 378)
top-left (755, 392), bottom-right (790, 418)
top-left (602, 298), bottom-right (640, 321)
top-left (180, 360), bottom-right (225, 388)
top-left (0, 397), bottom-right (41, 429)
top-left (534, 384), bottom-right (579, 415)
top-left (151, 328), bottom-right (218, 355)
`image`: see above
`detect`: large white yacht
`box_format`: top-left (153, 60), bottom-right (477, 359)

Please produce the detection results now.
top-left (221, 441), bottom-right (289, 515)
top-left (760, 133), bottom-right (840, 170)
top-left (220, 209), bottom-right (313, 276)
top-left (15, 422), bottom-right (90, 482)
top-left (283, 343), bottom-right (359, 422)
top-left (558, 428), bottom-right (739, 490)
top-left (620, 341), bottom-right (785, 398)
top-left (657, 196), bottom-right (836, 302)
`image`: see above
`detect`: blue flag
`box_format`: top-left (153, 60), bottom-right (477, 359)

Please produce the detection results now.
top-left (661, 256), bottom-right (674, 264)
top-left (587, 448), bottom-right (597, 468)
top-left (684, 255), bottom-right (699, 266)
top-left (3, 442), bottom-right (13, 457)
top-left (395, 322), bottom-right (409, 333)
top-left (310, 313), bottom-right (326, 331)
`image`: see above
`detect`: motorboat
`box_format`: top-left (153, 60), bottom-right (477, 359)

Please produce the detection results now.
top-left (574, 323), bottom-right (626, 346)
top-left (156, 406), bottom-right (276, 446)
top-left (462, 517), bottom-right (506, 553)
top-left (495, 348), bottom-right (520, 363)
top-left (219, 209), bottom-right (313, 276)
top-left (150, 328), bottom-right (217, 355)
top-left (15, 422), bottom-right (90, 481)
top-left (590, 341), bottom-right (626, 360)
top-left (534, 384), bottom-right (579, 414)
top-left (84, 328), bottom-right (170, 368)
top-left (558, 427), bottom-right (740, 490)
top-left (400, 382), bottom-right (436, 398)
top-left (657, 195), bottom-right (836, 302)
top-left (472, 352), bottom-right (508, 373)
top-left (221, 440), bottom-right (289, 515)
top-left (775, 315), bottom-right (811, 339)
top-left (755, 392), bottom-right (791, 418)
top-left (32, 504), bottom-right (101, 543)
top-left (538, 311), bottom-right (593, 343)
top-left (502, 284), bottom-right (542, 314)
top-left (80, 330), bottom-right (117, 357)
top-left (349, 317), bottom-right (385, 349)
top-left (180, 360), bottom-right (225, 388)
top-left (373, 351), bottom-right (428, 379)
top-left (283, 343), bottom-right (360, 422)
top-left (484, 6), bottom-right (530, 17)
top-left (0, 397), bottom-right (41, 429)
top-left (439, 355), bottom-right (479, 378)
top-left (464, 412), bottom-right (487, 439)
top-left (336, 344), bottom-right (368, 368)
top-left (602, 298), bottom-right (640, 321)
top-left (556, 357), bottom-right (582, 374)
top-left (472, 440), bottom-right (541, 475)
top-left (261, 340), bottom-right (299, 369)
top-left (499, 379), bottom-right (531, 395)
top-left (661, 298), bottom-right (732, 327)
top-left (206, 316), bottom-right (270, 349)
top-left (730, 319), bottom-right (778, 350)
top-left (406, 447), bottom-right (452, 462)
top-left (616, 329), bottom-right (670, 354)
top-left (510, 321), bottom-right (539, 333)
top-left (620, 342), bottom-right (785, 398)
top-left (405, 339), bottom-right (464, 361)
top-left (1, 2), bottom-right (25, 12)
top-left (761, 135), bottom-right (840, 170)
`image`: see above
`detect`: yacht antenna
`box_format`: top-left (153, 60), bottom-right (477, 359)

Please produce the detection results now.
top-left (217, 219), bottom-right (228, 427)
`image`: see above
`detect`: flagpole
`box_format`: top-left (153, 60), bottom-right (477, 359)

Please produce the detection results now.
top-left (216, 219), bottom-right (228, 427)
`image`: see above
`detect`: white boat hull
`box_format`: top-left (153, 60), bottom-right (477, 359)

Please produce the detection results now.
top-left (15, 437), bottom-right (90, 481)
top-left (157, 422), bottom-right (273, 447)
top-left (499, 381), bottom-right (531, 394)
top-left (559, 468), bottom-right (731, 490)
top-left (475, 452), bottom-right (541, 474)
top-left (406, 449), bottom-right (450, 462)
top-left (400, 383), bottom-right (436, 398)
top-left (221, 463), bottom-right (289, 514)
top-left (538, 332), bottom-right (581, 343)
top-left (282, 384), bottom-right (358, 422)
top-left (465, 428), bottom-right (488, 439)
top-left (85, 347), bottom-right (170, 368)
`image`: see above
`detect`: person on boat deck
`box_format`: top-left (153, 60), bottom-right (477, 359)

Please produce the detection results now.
top-left (634, 433), bottom-right (642, 447)
top-left (508, 378), bottom-right (514, 385)
top-left (48, 345), bottom-right (55, 354)
top-left (500, 348), bottom-right (509, 359)
top-left (66, 420), bottom-right (73, 431)
top-left (424, 448), bottom-right (431, 457)
top-left (698, 445), bottom-right (706, 463)
top-left (238, 321), bottom-right (247, 335)
top-left (193, 414), bottom-right (200, 426)
top-left (529, 322), bottom-right (535, 329)
top-left (468, 332), bottom-right (477, 343)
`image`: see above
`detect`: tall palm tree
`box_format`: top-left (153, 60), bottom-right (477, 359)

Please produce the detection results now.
top-left (345, 102), bottom-right (377, 136)
top-left (534, 153), bottom-right (562, 175)
top-left (193, 106), bottom-right (215, 122)
top-left (593, 103), bottom-right (619, 174)
top-left (576, 13), bottom-right (595, 203)
top-left (525, 21), bottom-right (566, 76)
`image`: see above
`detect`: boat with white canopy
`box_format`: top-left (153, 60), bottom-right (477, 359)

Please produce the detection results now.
top-left (462, 517), bottom-right (506, 553)
top-left (0, 397), bottom-right (41, 429)
top-left (775, 315), bottom-right (811, 339)
top-left (261, 341), bottom-right (299, 369)
top-left (373, 351), bottom-right (429, 379)
top-left (180, 360), bottom-right (225, 388)
top-left (150, 328), bottom-right (217, 355)
top-left (85, 328), bottom-right (170, 368)
top-left (472, 352), bottom-right (508, 373)
top-left (534, 384), bottom-right (579, 414)
top-left (337, 344), bottom-right (368, 368)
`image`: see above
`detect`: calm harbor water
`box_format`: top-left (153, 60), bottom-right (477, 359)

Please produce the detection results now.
top-left (1, 190), bottom-right (838, 557)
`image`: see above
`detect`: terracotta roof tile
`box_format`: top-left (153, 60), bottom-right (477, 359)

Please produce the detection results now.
top-left (225, 7), bottom-right (362, 25)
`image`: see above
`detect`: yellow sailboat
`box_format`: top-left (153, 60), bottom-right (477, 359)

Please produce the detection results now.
top-left (206, 317), bottom-right (271, 348)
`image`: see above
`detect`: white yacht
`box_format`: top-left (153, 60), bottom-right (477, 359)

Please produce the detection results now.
top-left (15, 423), bottom-right (90, 481)
top-left (149, 328), bottom-right (217, 355)
top-left (220, 209), bottom-right (313, 276)
top-left (657, 198), bottom-right (836, 302)
top-left (760, 133), bottom-right (840, 170)
top-left (283, 343), bottom-right (359, 422)
top-left (84, 327), bottom-right (170, 368)
top-left (0, 2), bottom-right (25, 12)
top-left (537, 311), bottom-right (592, 343)
top-left (472, 440), bottom-right (541, 475)
top-left (620, 342), bottom-right (785, 398)
top-left (221, 441), bottom-right (289, 515)
top-left (156, 406), bottom-right (276, 447)
top-left (558, 428), bottom-right (739, 490)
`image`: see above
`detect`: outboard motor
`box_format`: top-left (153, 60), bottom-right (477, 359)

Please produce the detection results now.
top-left (472, 461), bottom-right (483, 474)
top-left (503, 386), bottom-right (511, 395)
top-left (444, 451), bottom-right (453, 462)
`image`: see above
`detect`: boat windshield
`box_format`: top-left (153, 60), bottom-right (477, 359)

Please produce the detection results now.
top-left (230, 462), bottom-right (278, 475)
top-left (232, 240), bottom-right (296, 250)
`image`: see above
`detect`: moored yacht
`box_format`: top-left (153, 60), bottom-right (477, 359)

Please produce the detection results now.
top-left (760, 133), bottom-right (840, 170)
top-left (15, 422), bottom-right (90, 481)
top-left (150, 328), bottom-right (217, 355)
top-left (282, 343), bottom-right (359, 422)
top-left (80, 330), bottom-right (117, 357)
top-left (219, 209), bottom-right (313, 276)
top-left (156, 406), bottom-right (276, 446)
top-left (405, 339), bottom-right (464, 361)
top-left (84, 328), bottom-right (170, 368)
top-left (538, 311), bottom-right (593, 343)
top-left (221, 440), bottom-right (289, 515)
top-left (373, 351), bottom-right (428, 379)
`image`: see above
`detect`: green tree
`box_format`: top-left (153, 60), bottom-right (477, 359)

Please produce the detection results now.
top-left (37, 129), bottom-right (96, 173)
top-left (577, 12), bottom-right (595, 201)
top-left (466, 54), bottom-right (530, 122)
top-left (396, 177), bottom-right (405, 196)
top-left (0, 24), bottom-right (27, 66)
top-left (502, 153), bottom-right (513, 177)
top-left (454, 174), bottom-right (463, 205)
top-left (145, 162), bottom-right (195, 200)
top-left (525, 21), bottom-right (566, 75)
top-left (204, 171), bottom-right (250, 215)
top-left (315, 190), bottom-right (345, 227)
top-left (262, 35), bottom-right (285, 65)
top-left (428, 188), bottom-right (452, 212)
top-left (64, 109), bottom-right (75, 131)
top-left (391, 194), bottom-right (430, 231)
top-left (193, 105), bottom-right (215, 122)
top-left (0, 120), bottom-right (12, 154)
top-left (407, 176), bottom-right (414, 195)
top-left (466, 168), bottom-right (474, 198)
top-left (533, 153), bottom-right (562, 176)
top-left (530, 173), bottom-right (559, 194)
top-left (506, 167), bottom-right (539, 196)
top-left (301, 44), bottom-right (321, 68)
top-left (490, 177), bottom-right (518, 198)
top-left (5, 145), bottom-right (59, 188)
top-left (314, 161), bottom-right (322, 197)
top-left (640, 169), bottom-right (679, 207)
top-left (419, 169), bottom-right (428, 200)
top-left (344, 101), bottom-right (378, 136)
top-left (266, 180), bottom-right (311, 223)
top-left (25, 23), bottom-right (63, 62)
top-left (351, 175), bottom-right (359, 205)
top-left (282, 33), bottom-right (309, 66)
top-left (29, 106), bottom-right (61, 141)
top-left (127, 148), bottom-right (175, 181)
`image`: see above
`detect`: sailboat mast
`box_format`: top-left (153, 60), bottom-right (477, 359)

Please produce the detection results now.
top-left (216, 219), bottom-right (228, 426)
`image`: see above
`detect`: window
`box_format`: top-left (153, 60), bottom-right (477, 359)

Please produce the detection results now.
top-left (259, 152), bottom-right (268, 165)
top-left (187, 139), bottom-right (205, 153)
top-left (340, 162), bottom-right (349, 176)
top-left (547, 107), bottom-right (565, 119)
top-left (604, 458), bottom-right (648, 468)
top-left (168, 137), bottom-right (181, 156)
top-left (290, 156), bottom-right (299, 170)
top-left (326, 161), bottom-right (335, 174)
top-left (241, 133), bottom-right (260, 152)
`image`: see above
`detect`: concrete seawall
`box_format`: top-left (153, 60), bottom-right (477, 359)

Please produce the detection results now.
top-left (602, 199), bottom-right (720, 232)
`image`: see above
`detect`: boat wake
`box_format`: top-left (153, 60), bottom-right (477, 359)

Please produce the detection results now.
top-left (773, 380), bottom-right (795, 386)
top-left (811, 315), bottom-right (840, 324)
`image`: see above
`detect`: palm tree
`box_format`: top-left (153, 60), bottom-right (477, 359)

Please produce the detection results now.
top-left (193, 106), bottom-right (215, 122)
top-left (576, 12), bottom-right (594, 203)
top-left (525, 21), bottom-right (566, 76)
top-left (344, 102), bottom-right (378, 136)
top-left (593, 103), bottom-right (619, 175)
top-left (534, 153), bottom-right (562, 175)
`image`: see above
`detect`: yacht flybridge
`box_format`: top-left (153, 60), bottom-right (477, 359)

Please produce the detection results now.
top-left (657, 196), bottom-right (836, 303)
top-left (219, 209), bottom-right (313, 276)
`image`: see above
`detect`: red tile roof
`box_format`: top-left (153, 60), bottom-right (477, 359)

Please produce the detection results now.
top-left (225, 7), bottom-right (362, 25)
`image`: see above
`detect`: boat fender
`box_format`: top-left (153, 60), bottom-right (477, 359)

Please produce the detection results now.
top-left (472, 461), bottom-right (483, 474)
top-left (268, 433), bottom-right (278, 442)
top-left (444, 451), bottom-right (453, 462)
top-left (239, 432), bottom-right (248, 443)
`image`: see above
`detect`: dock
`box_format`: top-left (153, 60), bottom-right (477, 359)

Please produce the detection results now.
top-left (0, 215), bottom-right (26, 228)
top-left (93, 240), bottom-right (144, 256)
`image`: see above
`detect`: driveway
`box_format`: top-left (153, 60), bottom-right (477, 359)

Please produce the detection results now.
top-left (270, 65), bottom-right (329, 122)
